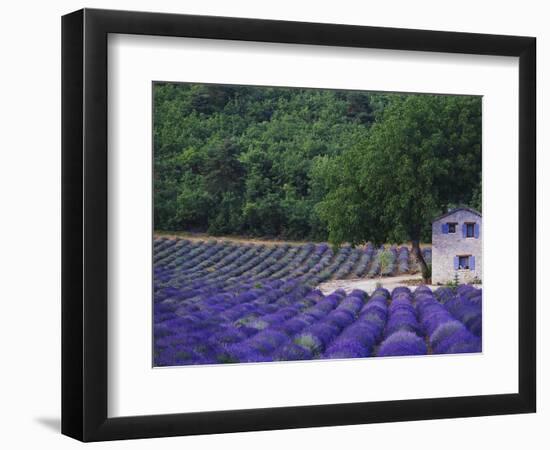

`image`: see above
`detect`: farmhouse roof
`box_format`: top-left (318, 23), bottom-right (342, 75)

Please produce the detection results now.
top-left (432, 206), bottom-right (482, 223)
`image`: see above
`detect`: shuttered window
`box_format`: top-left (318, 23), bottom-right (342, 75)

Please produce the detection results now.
top-left (458, 255), bottom-right (470, 269)
top-left (455, 255), bottom-right (475, 271)
top-left (442, 222), bottom-right (457, 234)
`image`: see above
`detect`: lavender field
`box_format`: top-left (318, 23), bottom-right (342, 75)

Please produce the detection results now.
top-left (153, 237), bottom-right (481, 366)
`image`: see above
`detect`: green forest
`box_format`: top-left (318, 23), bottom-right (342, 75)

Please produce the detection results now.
top-left (154, 83), bottom-right (481, 250)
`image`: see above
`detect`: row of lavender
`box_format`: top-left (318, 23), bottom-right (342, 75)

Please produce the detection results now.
top-left (153, 237), bottom-right (423, 345)
top-left (154, 238), bottom-right (429, 288)
top-left (154, 251), bottom-right (482, 366)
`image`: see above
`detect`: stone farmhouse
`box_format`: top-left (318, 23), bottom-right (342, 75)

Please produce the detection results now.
top-left (431, 207), bottom-right (482, 285)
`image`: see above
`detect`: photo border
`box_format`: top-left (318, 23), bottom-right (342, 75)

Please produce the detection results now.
top-left (61, 8), bottom-right (536, 441)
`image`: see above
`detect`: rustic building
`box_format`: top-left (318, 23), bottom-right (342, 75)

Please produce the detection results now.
top-left (431, 207), bottom-right (482, 284)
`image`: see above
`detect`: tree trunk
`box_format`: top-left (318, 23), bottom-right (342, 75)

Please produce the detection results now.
top-left (412, 239), bottom-right (429, 283)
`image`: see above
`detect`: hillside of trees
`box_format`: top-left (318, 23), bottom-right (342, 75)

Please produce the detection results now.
top-left (154, 83), bottom-right (481, 246)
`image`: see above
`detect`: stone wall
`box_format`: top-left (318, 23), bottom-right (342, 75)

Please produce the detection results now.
top-left (432, 209), bottom-right (482, 284)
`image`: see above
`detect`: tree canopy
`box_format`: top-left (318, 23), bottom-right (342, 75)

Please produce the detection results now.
top-left (315, 94), bottom-right (481, 275)
top-left (154, 83), bottom-right (481, 247)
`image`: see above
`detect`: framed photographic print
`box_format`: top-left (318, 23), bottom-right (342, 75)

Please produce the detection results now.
top-left (61, 8), bottom-right (536, 442)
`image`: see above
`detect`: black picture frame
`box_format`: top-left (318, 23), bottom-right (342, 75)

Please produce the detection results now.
top-left (61, 8), bottom-right (536, 442)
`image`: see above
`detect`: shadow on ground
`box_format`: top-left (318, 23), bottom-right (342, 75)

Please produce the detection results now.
top-left (35, 417), bottom-right (61, 433)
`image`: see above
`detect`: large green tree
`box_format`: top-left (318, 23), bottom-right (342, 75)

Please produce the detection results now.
top-left (316, 94), bottom-right (481, 279)
top-left (153, 83), bottom-right (381, 239)
top-left (154, 84), bottom-right (481, 247)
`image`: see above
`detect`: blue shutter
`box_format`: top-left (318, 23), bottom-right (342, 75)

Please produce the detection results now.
top-left (454, 256), bottom-right (459, 270)
top-left (469, 256), bottom-right (475, 271)
top-left (441, 223), bottom-right (448, 234)
top-left (474, 223), bottom-right (480, 238)
top-left (462, 223), bottom-right (467, 238)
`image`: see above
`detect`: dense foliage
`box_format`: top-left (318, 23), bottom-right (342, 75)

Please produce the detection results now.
top-left (154, 83), bottom-right (481, 244)
top-left (153, 238), bottom-right (481, 366)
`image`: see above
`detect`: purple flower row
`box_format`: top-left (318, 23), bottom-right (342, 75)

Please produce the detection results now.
top-left (397, 246), bottom-right (409, 273)
top-left (377, 287), bottom-right (427, 356)
top-left (435, 286), bottom-right (482, 337)
top-left (353, 243), bottom-right (374, 278)
top-left (416, 286), bottom-right (481, 354)
top-left (152, 238), bottom-right (471, 367)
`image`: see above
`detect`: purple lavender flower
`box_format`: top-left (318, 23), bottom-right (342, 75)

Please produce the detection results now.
top-left (273, 343), bottom-right (313, 361)
top-left (225, 342), bottom-right (273, 363)
top-left (377, 331), bottom-right (427, 357)
top-left (324, 338), bottom-right (370, 359)
top-left (153, 239), bottom-right (480, 366)
top-left (433, 326), bottom-right (481, 354)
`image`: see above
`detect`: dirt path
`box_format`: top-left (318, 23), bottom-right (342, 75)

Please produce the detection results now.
top-left (317, 274), bottom-right (425, 295)
top-left (318, 275), bottom-right (481, 295)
